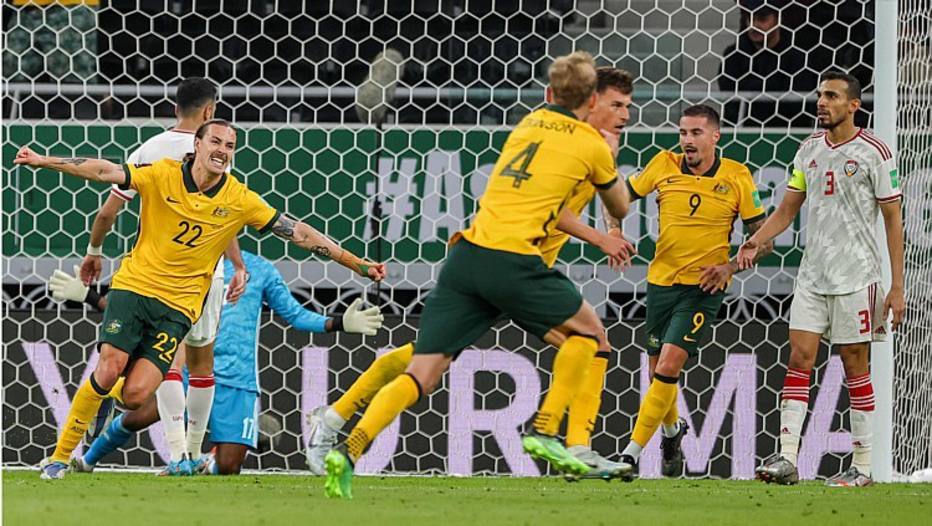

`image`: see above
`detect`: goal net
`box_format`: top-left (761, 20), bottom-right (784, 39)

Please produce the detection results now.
top-left (3, 1), bottom-right (922, 479)
top-left (895, 0), bottom-right (932, 481)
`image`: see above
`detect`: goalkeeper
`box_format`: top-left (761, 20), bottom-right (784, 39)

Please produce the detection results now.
top-left (51, 250), bottom-right (383, 475)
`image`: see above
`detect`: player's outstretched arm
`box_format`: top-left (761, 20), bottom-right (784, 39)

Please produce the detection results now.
top-left (556, 208), bottom-right (635, 270)
top-left (699, 219), bottom-right (775, 292)
top-left (880, 199), bottom-right (906, 330)
top-left (269, 214), bottom-right (386, 281)
top-left (13, 147), bottom-right (126, 185)
top-left (264, 266), bottom-right (383, 336)
top-left (48, 266), bottom-right (107, 310)
top-left (737, 191), bottom-right (805, 270)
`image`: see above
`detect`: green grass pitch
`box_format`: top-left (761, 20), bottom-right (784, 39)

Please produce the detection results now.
top-left (5, 470), bottom-right (931, 525)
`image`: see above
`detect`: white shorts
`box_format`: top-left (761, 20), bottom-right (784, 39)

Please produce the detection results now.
top-left (789, 282), bottom-right (888, 344)
top-left (184, 275), bottom-right (225, 347)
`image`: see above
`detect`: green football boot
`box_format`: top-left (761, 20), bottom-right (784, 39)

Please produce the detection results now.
top-left (324, 446), bottom-right (354, 499)
top-left (521, 430), bottom-right (590, 476)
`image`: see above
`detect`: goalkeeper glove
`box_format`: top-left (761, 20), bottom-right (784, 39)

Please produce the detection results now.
top-left (341, 298), bottom-right (383, 336)
top-left (49, 266), bottom-right (89, 303)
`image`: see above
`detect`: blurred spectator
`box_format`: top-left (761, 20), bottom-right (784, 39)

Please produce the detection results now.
top-left (718, 2), bottom-right (813, 126)
top-left (3, 0), bottom-right (98, 83)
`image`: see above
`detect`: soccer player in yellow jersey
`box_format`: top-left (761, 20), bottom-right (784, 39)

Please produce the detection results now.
top-left (615, 104), bottom-right (772, 476)
top-left (307, 67), bottom-right (637, 481)
top-left (14, 119), bottom-right (386, 480)
top-left (322, 52), bottom-right (631, 499)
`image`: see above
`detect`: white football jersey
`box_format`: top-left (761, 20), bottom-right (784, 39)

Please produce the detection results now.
top-left (110, 128), bottom-right (229, 277)
top-left (788, 129), bottom-right (901, 295)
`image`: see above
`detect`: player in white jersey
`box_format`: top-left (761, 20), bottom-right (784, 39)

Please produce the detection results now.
top-left (79, 78), bottom-right (248, 475)
top-left (738, 71), bottom-right (905, 487)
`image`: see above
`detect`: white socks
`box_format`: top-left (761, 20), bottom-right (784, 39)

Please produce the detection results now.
top-left (186, 375), bottom-right (215, 459)
top-left (850, 409), bottom-right (873, 475)
top-left (661, 421), bottom-right (680, 438)
top-left (156, 371), bottom-right (187, 462)
top-left (779, 398), bottom-right (808, 467)
top-left (622, 441), bottom-right (643, 461)
top-left (324, 407), bottom-right (347, 430)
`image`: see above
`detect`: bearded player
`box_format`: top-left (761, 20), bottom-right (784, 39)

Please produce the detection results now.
top-left (615, 104), bottom-right (770, 477)
top-left (741, 71), bottom-right (905, 487)
top-left (18, 118), bottom-right (386, 479)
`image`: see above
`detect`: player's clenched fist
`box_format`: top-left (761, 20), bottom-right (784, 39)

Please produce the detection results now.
top-left (360, 261), bottom-right (387, 282)
top-left (14, 146), bottom-right (46, 167)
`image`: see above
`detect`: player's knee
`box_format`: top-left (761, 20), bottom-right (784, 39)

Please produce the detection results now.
top-left (92, 362), bottom-right (123, 390)
top-left (655, 344), bottom-right (688, 378)
top-left (838, 344), bottom-right (869, 375)
top-left (216, 458), bottom-right (242, 475)
top-left (787, 346), bottom-right (817, 370)
top-left (120, 384), bottom-right (152, 410)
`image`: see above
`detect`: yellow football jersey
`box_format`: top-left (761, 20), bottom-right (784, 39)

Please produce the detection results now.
top-left (461, 104), bottom-right (617, 256)
top-left (110, 159), bottom-right (279, 321)
top-left (628, 150), bottom-right (765, 286)
top-left (538, 182), bottom-right (597, 268)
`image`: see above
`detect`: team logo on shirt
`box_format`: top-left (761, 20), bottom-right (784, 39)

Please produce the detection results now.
top-left (713, 183), bottom-right (730, 194)
top-left (808, 159), bottom-right (818, 169)
top-left (104, 319), bottom-right (122, 334)
top-left (212, 206), bottom-right (230, 217)
top-left (844, 160), bottom-right (859, 177)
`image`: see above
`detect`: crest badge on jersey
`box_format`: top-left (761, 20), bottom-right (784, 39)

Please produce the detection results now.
top-left (105, 319), bottom-right (122, 334)
top-left (844, 160), bottom-right (859, 177)
top-left (808, 159), bottom-right (818, 169)
top-left (713, 183), bottom-right (730, 194)
top-left (212, 206), bottom-right (230, 218)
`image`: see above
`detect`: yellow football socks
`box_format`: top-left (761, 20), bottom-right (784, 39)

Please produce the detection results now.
top-left (50, 375), bottom-right (109, 464)
top-left (108, 375), bottom-right (125, 405)
top-left (346, 373), bottom-right (421, 462)
top-left (533, 335), bottom-right (599, 436)
top-left (565, 353), bottom-right (608, 447)
top-left (630, 374), bottom-right (678, 448)
top-left (332, 343), bottom-right (414, 421)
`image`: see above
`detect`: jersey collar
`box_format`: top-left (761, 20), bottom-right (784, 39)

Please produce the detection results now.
top-left (182, 160), bottom-right (227, 198)
top-left (543, 104), bottom-right (579, 120)
top-left (680, 155), bottom-right (721, 177)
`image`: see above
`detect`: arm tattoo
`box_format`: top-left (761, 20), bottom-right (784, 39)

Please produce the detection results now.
top-left (271, 215), bottom-right (297, 240)
top-left (53, 158), bottom-right (88, 166)
top-left (311, 246), bottom-right (331, 258)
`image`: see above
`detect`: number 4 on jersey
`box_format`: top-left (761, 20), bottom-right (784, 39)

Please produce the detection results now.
top-left (500, 142), bottom-right (541, 188)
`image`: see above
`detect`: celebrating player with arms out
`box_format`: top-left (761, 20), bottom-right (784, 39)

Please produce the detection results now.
top-left (742, 71), bottom-right (905, 487)
top-left (52, 250), bottom-right (383, 475)
top-left (306, 66), bottom-right (638, 481)
top-left (77, 77), bottom-right (248, 475)
top-left (322, 51), bottom-right (631, 499)
top-left (15, 119), bottom-right (385, 479)
top-left (616, 104), bottom-right (770, 476)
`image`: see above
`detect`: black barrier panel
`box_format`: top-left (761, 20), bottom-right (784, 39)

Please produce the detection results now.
top-left (4, 311), bottom-right (852, 478)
